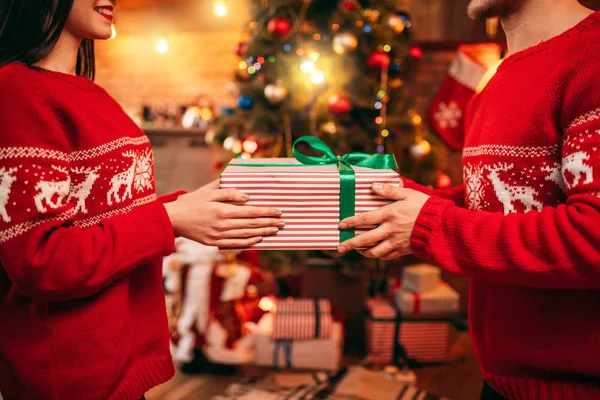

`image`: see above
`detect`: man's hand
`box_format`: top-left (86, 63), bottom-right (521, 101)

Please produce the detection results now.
top-left (164, 180), bottom-right (284, 248)
top-left (336, 183), bottom-right (430, 260)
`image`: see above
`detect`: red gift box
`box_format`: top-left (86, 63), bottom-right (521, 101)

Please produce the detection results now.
top-left (272, 298), bottom-right (333, 340)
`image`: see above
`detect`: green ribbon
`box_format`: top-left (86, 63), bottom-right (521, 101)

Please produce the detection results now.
top-left (235, 136), bottom-right (397, 243)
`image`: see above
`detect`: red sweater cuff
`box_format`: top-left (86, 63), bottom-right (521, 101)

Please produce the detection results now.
top-left (158, 190), bottom-right (187, 204)
top-left (411, 196), bottom-right (452, 260)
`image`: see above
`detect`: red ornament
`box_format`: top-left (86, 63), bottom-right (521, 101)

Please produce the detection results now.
top-left (367, 50), bottom-right (391, 70)
top-left (409, 47), bottom-right (423, 59)
top-left (328, 94), bottom-right (352, 114)
top-left (341, 0), bottom-right (356, 11)
top-left (436, 173), bottom-right (452, 188)
top-left (267, 17), bottom-right (291, 39)
top-left (234, 41), bottom-right (247, 57)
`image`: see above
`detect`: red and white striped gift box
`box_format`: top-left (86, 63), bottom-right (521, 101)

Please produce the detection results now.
top-left (365, 297), bottom-right (398, 364)
top-left (395, 282), bottom-right (460, 316)
top-left (272, 298), bottom-right (333, 340)
top-left (399, 321), bottom-right (450, 362)
top-left (365, 297), bottom-right (454, 364)
top-left (220, 158), bottom-right (399, 250)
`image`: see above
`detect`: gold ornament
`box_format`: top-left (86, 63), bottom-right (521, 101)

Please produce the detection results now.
top-left (264, 83), bottom-right (288, 104)
top-left (387, 15), bottom-right (405, 33)
top-left (321, 121), bottom-right (337, 134)
top-left (363, 8), bottom-right (380, 22)
top-left (332, 32), bottom-right (358, 55)
top-left (410, 139), bottom-right (431, 159)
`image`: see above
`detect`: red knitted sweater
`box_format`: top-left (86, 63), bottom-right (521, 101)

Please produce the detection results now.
top-left (405, 11), bottom-right (600, 399)
top-left (0, 63), bottom-right (179, 400)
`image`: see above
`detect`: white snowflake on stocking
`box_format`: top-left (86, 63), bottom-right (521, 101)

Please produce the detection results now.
top-left (133, 150), bottom-right (154, 192)
top-left (464, 163), bottom-right (486, 211)
top-left (434, 101), bottom-right (462, 129)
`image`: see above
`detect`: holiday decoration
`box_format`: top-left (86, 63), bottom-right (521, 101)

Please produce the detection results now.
top-left (220, 136), bottom-right (399, 250)
top-left (436, 173), bottom-right (452, 188)
top-left (367, 50), bottom-right (391, 70)
top-left (163, 239), bottom-right (270, 367)
top-left (386, 14), bottom-right (405, 33)
top-left (341, 0), bottom-right (356, 11)
top-left (213, 0), bottom-right (445, 275)
top-left (272, 298), bottom-right (333, 340)
top-left (327, 94), bottom-right (352, 114)
top-left (409, 139), bottom-right (431, 159)
top-left (332, 32), bottom-right (358, 55)
top-left (253, 313), bottom-right (343, 371)
top-left (267, 17), bottom-right (292, 39)
top-left (234, 41), bottom-right (247, 57)
top-left (401, 264), bottom-right (441, 293)
top-left (242, 138), bottom-right (259, 154)
top-left (409, 47), bottom-right (423, 59)
top-left (237, 96), bottom-right (254, 110)
top-left (264, 83), bottom-right (288, 104)
top-left (428, 45), bottom-right (498, 151)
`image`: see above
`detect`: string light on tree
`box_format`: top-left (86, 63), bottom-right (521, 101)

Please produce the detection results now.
top-left (264, 83), bottom-right (288, 104)
top-left (409, 47), bottom-right (424, 59)
top-left (242, 138), bottom-right (259, 154)
top-left (436, 172), bottom-right (452, 188)
top-left (156, 36), bottom-right (169, 54)
top-left (214, 0), bottom-right (228, 17)
top-left (332, 32), bottom-right (358, 54)
top-left (310, 69), bottom-right (325, 85)
top-left (300, 60), bottom-right (315, 73)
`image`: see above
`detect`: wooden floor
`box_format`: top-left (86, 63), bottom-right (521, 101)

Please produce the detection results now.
top-left (146, 331), bottom-right (483, 400)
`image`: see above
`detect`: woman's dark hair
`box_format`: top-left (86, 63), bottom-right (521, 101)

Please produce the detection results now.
top-left (0, 0), bottom-right (95, 80)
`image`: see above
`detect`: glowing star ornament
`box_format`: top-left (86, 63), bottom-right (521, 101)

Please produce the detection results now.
top-left (264, 83), bottom-right (287, 104)
top-left (332, 32), bottom-right (358, 55)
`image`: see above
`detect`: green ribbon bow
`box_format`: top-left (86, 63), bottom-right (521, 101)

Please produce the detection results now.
top-left (292, 136), bottom-right (397, 242)
top-left (235, 136), bottom-right (397, 243)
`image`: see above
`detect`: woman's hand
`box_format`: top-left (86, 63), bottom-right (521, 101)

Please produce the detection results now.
top-left (164, 180), bottom-right (283, 248)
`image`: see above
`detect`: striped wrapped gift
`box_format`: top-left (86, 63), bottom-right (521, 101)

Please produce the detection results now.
top-left (220, 158), bottom-right (399, 250)
top-left (272, 298), bottom-right (333, 340)
top-left (395, 282), bottom-right (460, 316)
top-left (365, 296), bottom-right (455, 364)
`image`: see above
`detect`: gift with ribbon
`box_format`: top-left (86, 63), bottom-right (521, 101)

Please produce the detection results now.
top-left (220, 136), bottom-right (399, 250)
top-left (272, 298), bottom-right (333, 340)
top-left (365, 291), bottom-right (459, 364)
top-left (254, 313), bottom-right (343, 371)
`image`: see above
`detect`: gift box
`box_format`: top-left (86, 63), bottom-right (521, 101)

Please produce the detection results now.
top-left (254, 313), bottom-right (343, 371)
top-left (219, 136), bottom-right (399, 250)
top-left (273, 298), bottom-right (333, 340)
top-left (395, 282), bottom-right (460, 316)
top-left (401, 264), bottom-right (441, 293)
top-left (365, 295), bottom-right (456, 364)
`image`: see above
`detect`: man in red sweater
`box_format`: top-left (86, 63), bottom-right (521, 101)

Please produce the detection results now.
top-left (338, 1), bottom-right (600, 399)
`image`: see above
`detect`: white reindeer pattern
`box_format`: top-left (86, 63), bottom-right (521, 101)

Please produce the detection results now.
top-left (107, 151), bottom-right (137, 206)
top-left (562, 151), bottom-right (594, 189)
top-left (486, 163), bottom-right (543, 215)
top-left (34, 165), bottom-right (71, 213)
top-left (69, 166), bottom-right (101, 214)
top-left (0, 167), bottom-right (18, 223)
top-left (541, 162), bottom-right (567, 193)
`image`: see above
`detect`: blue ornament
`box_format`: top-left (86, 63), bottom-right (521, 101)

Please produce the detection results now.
top-left (221, 106), bottom-right (236, 116)
top-left (237, 96), bottom-right (254, 110)
top-left (398, 11), bottom-right (411, 23)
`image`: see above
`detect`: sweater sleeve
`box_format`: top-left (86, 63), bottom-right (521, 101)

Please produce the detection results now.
top-left (159, 190), bottom-right (187, 204)
top-left (0, 81), bottom-right (176, 302)
top-left (401, 178), bottom-right (465, 207)
top-left (410, 60), bottom-right (600, 290)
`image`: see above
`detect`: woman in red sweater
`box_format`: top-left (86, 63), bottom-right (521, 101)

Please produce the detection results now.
top-left (0, 1), bottom-right (283, 399)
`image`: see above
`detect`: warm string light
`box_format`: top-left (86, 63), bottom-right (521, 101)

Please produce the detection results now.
top-left (214, 0), bottom-right (228, 17)
top-left (156, 36), bottom-right (169, 54)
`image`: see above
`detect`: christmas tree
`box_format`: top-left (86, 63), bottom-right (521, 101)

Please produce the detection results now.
top-left (211, 0), bottom-right (438, 275)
